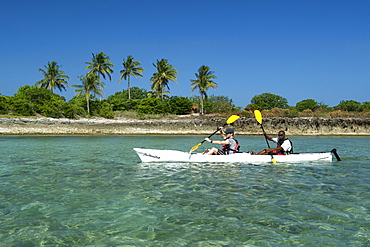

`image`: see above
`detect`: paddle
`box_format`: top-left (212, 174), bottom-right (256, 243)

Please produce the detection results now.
top-left (254, 110), bottom-right (277, 164)
top-left (189, 115), bottom-right (240, 153)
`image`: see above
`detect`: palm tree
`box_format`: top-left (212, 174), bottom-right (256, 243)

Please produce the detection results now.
top-left (190, 65), bottom-right (217, 114)
top-left (85, 52), bottom-right (114, 81)
top-left (150, 59), bottom-right (178, 99)
top-left (71, 74), bottom-right (104, 115)
top-left (35, 61), bottom-right (69, 93)
top-left (147, 90), bottom-right (170, 99)
top-left (119, 55), bottom-right (144, 99)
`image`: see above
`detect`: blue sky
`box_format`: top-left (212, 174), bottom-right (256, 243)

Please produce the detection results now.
top-left (1, 0), bottom-right (369, 108)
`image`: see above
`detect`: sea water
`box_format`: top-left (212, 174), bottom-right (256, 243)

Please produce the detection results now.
top-left (0, 135), bottom-right (369, 246)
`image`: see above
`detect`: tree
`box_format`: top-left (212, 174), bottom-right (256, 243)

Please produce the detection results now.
top-left (168, 96), bottom-right (193, 115)
top-left (105, 87), bottom-right (148, 111)
top-left (360, 101), bottom-right (370, 111)
top-left (205, 95), bottom-right (238, 114)
top-left (335, 100), bottom-right (361, 112)
top-left (0, 94), bottom-right (10, 114)
top-left (11, 85), bottom-right (67, 117)
top-left (119, 55), bottom-right (144, 99)
top-left (190, 65), bottom-right (217, 115)
top-left (85, 52), bottom-right (114, 81)
top-left (248, 93), bottom-right (289, 110)
top-left (106, 87), bottom-right (147, 101)
top-left (150, 59), bottom-right (178, 99)
top-left (296, 99), bottom-right (320, 111)
top-left (35, 61), bottom-right (69, 93)
top-left (71, 74), bottom-right (104, 115)
top-left (137, 98), bottom-right (168, 115)
top-left (147, 90), bottom-right (170, 99)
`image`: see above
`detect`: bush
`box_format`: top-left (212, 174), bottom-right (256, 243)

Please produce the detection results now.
top-left (168, 96), bottom-right (193, 115)
top-left (244, 104), bottom-right (259, 112)
top-left (62, 103), bottom-right (85, 119)
top-left (208, 95), bottom-right (238, 113)
top-left (0, 95), bottom-right (10, 114)
top-left (296, 99), bottom-right (320, 111)
top-left (39, 104), bottom-right (65, 118)
top-left (106, 87), bottom-right (148, 111)
top-left (190, 95), bottom-right (238, 114)
top-left (89, 100), bottom-right (114, 119)
top-left (137, 98), bottom-right (168, 115)
top-left (248, 92), bottom-right (289, 110)
top-left (335, 100), bottom-right (361, 112)
top-left (9, 97), bottom-right (36, 116)
top-left (98, 102), bottom-right (115, 119)
top-left (359, 101), bottom-right (370, 112)
top-left (10, 86), bottom-right (67, 117)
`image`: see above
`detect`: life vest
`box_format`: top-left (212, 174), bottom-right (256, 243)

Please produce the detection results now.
top-left (276, 138), bottom-right (293, 154)
top-left (219, 139), bottom-right (240, 155)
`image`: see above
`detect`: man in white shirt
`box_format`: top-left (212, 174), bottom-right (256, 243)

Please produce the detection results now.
top-left (256, 130), bottom-right (292, 155)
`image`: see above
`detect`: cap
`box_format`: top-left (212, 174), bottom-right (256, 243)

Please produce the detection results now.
top-left (225, 128), bottom-right (234, 134)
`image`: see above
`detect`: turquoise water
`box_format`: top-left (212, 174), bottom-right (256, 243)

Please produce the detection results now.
top-left (0, 135), bottom-right (369, 246)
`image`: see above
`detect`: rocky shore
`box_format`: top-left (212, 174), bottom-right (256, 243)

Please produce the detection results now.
top-left (0, 117), bottom-right (369, 135)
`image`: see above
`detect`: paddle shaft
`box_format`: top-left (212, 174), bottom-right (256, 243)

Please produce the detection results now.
top-left (189, 114), bottom-right (240, 153)
top-left (259, 122), bottom-right (276, 163)
top-left (259, 124), bottom-right (271, 149)
top-left (254, 110), bottom-right (276, 163)
top-left (199, 123), bottom-right (228, 145)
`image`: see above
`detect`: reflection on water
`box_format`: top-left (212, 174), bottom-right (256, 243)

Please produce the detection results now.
top-left (0, 136), bottom-right (369, 246)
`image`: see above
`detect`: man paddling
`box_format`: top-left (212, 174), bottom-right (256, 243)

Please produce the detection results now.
top-left (251, 130), bottom-right (292, 155)
top-left (203, 128), bottom-right (239, 155)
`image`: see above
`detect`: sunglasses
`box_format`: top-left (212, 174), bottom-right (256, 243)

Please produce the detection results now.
top-left (278, 134), bottom-right (284, 136)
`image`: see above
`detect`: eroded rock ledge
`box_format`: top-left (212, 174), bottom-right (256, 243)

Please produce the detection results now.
top-left (0, 117), bottom-right (369, 135)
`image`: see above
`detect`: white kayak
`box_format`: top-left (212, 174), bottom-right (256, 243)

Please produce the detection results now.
top-left (133, 148), bottom-right (338, 163)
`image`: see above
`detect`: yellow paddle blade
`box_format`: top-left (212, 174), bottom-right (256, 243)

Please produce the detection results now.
top-left (189, 115), bottom-right (240, 153)
top-left (226, 115), bottom-right (240, 125)
top-left (190, 143), bottom-right (202, 153)
top-left (254, 110), bottom-right (262, 125)
top-left (271, 158), bottom-right (277, 164)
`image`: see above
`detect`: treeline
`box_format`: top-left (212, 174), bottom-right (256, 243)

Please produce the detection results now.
top-left (0, 52), bottom-right (239, 118)
top-left (31, 53), bottom-right (221, 116)
top-left (0, 86), bottom-right (369, 119)
top-left (0, 86), bottom-right (239, 118)
top-left (243, 93), bottom-right (370, 118)
top-left (245, 93), bottom-right (370, 112)
top-left (1, 51), bottom-right (368, 119)
top-left (244, 93), bottom-right (370, 118)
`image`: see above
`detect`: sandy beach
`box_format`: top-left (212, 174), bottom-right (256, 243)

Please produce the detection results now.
top-left (0, 117), bottom-right (369, 135)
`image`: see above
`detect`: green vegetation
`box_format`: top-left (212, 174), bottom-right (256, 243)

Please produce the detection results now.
top-left (295, 99), bottom-right (321, 112)
top-left (246, 92), bottom-right (289, 110)
top-left (1, 52), bottom-right (368, 119)
top-left (10, 86), bottom-right (69, 117)
top-left (190, 65), bottom-right (218, 115)
top-left (335, 100), bottom-right (362, 112)
top-left (118, 55), bottom-right (144, 100)
top-left (71, 74), bottom-right (104, 115)
top-left (35, 61), bottom-right (69, 93)
top-left (150, 59), bottom-right (178, 99)
top-left (2, 84), bottom-right (369, 119)
top-left (85, 52), bottom-right (114, 82)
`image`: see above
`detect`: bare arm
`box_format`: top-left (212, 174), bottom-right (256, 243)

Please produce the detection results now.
top-left (204, 138), bottom-right (228, 145)
top-left (263, 131), bottom-right (273, 141)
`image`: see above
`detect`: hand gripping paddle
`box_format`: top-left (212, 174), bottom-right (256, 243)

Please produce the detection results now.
top-left (254, 110), bottom-right (277, 164)
top-left (190, 115), bottom-right (240, 153)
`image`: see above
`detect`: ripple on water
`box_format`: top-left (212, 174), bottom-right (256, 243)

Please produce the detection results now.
top-left (0, 136), bottom-right (369, 246)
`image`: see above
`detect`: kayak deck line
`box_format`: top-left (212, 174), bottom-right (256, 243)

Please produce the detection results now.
top-left (133, 148), bottom-right (336, 163)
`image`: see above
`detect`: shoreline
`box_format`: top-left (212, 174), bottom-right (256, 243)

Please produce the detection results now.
top-left (0, 116), bottom-right (369, 136)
